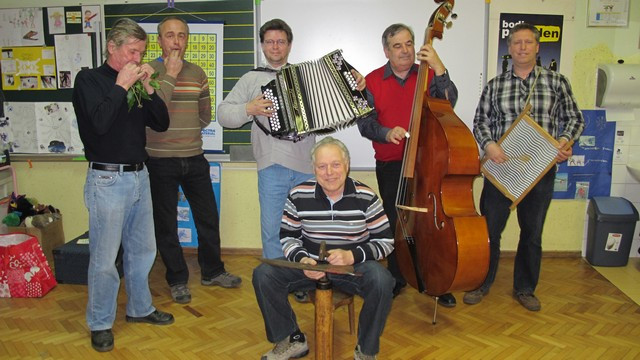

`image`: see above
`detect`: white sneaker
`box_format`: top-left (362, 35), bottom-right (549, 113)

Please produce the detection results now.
top-left (354, 345), bottom-right (377, 360)
top-left (261, 332), bottom-right (309, 360)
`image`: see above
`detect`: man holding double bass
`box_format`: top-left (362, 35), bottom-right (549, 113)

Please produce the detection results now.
top-left (357, 23), bottom-right (458, 306)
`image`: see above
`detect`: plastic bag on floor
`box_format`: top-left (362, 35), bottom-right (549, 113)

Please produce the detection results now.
top-left (0, 233), bottom-right (57, 297)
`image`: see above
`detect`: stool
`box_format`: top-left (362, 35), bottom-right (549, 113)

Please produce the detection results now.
top-left (309, 288), bottom-right (355, 335)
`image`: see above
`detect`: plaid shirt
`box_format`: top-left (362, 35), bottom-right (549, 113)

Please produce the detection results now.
top-left (473, 66), bottom-right (584, 150)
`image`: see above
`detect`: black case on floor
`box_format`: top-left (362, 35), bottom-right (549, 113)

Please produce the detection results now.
top-left (52, 232), bottom-right (123, 285)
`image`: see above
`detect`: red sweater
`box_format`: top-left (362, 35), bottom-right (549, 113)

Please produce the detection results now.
top-left (365, 66), bottom-right (434, 162)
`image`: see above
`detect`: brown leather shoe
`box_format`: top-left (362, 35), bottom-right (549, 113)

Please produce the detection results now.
top-left (513, 291), bottom-right (541, 311)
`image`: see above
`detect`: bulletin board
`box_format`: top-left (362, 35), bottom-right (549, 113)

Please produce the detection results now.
top-left (0, 6), bottom-right (99, 103)
top-left (0, 6), bottom-right (99, 155)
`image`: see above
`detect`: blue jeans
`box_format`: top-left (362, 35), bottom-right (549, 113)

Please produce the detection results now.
top-left (252, 260), bottom-right (394, 356)
top-left (84, 166), bottom-right (157, 331)
top-left (257, 164), bottom-right (312, 259)
top-left (478, 168), bottom-right (556, 295)
top-left (147, 155), bottom-right (224, 285)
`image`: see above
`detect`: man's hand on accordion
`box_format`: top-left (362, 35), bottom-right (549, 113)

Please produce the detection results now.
top-left (352, 69), bottom-right (366, 91)
top-left (246, 94), bottom-right (275, 117)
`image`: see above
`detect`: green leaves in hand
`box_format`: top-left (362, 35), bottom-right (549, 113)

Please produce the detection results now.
top-left (126, 71), bottom-right (161, 111)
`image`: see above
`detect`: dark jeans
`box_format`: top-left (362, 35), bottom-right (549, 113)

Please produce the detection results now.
top-left (375, 160), bottom-right (405, 286)
top-left (252, 260), bottom-right (394, 355)
top-left (478, 167), bottom-right (556, 295)
top-left (146, 154), bottom-right (224, 286)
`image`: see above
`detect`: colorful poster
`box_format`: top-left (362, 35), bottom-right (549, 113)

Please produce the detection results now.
top-left (1, 46), bottom-right (57, 91)
top-left (54, 34), bottom-right (93, 89)
top-left (140, 23), bottom-right (224, 152)
top-left (497, 14), bottom-right (563, 75)
top-left (0, 8), bottom-right (45, 47)
top-left (47, 7), bottom-right (65, 34)
top-left (554, 110), bottom-right (614, 199)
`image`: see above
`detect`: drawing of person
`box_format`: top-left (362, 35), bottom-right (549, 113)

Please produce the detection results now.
top-left (50, 11), bottom-right (63, 28)
top-left (84, 10), bottom-right (93, 29)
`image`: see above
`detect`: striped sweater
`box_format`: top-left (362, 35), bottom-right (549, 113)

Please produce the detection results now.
top-left (281, 178), bottom-right (394, 264)
top-left (146, 59), bottom-right (211, 158)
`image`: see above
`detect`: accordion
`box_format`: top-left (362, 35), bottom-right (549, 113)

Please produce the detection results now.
top-left (260, 50), bottom-right (372, 141)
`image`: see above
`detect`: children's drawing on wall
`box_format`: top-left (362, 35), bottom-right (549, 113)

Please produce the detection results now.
top-left (2, 102), bottom-right (82, 154)
top-left (0, 8), bottom-right (45, 47)
top-left (47, 7), bottom-right (66, 34)
top-left (54, 34), bottom-right (93, 89)
top-left (35, 102), bottom-right (83, 154)
top-left (58, 71), bottom-right (71, 88)
top-left (81, 5), bottom-right (100, 33)
top-left (2, 102), bottom-right (38, 153)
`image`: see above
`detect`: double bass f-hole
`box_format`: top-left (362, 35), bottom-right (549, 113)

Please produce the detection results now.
top-left (427, 193), bottom-right (445, 230)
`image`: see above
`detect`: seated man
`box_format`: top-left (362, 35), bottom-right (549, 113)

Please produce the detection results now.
top-left (253, 136), bottom-right (395, 360)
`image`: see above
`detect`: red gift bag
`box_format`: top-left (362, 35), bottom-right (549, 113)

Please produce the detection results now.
top-left (0, 233), bottom-right (57, 298)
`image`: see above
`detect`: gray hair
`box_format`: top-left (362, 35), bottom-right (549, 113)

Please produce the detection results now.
top-left (311, 136), bottom-right (350, 166)
top-left (157, 16), bottom-right (189, 36)
top-left (105, 18), bottom-right (147, 58)
top-left (507, 23), bottom-right (540, 45)
top-left (382, 23), bottom-right (414, 49)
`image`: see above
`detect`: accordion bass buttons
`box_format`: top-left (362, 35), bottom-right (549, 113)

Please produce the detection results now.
top-left (343, 71), bottom-right (358, 91)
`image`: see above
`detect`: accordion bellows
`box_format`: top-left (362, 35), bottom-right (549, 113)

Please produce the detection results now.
top-left (261, 50), bottom-right (372, 141)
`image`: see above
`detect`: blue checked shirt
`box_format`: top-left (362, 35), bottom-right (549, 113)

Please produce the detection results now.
top-left (473, 66), bottom-right (584, 150)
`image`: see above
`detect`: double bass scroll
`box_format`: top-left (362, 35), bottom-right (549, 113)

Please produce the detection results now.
top-left (394, 0), bottom-right (489, 298)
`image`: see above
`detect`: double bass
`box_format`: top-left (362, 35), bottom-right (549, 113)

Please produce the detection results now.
top-left (394, 0), bottom-right (489, 317)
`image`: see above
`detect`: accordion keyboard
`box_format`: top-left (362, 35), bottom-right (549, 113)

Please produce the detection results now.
top-left (262, 86), bottom-right (282, 132)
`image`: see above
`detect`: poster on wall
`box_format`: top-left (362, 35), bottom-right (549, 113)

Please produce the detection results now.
top-left (177, 163), bottom-right (221, 247)
top-left (47, 7), bottom-right (66, 35)
top-left (139, 22), bottom-right (225, 152)
top-left (497, 14), bottom-right (563, 75)
top-left (1, 101), bottom-right (83, 154)
top-left (81, 5), bottom-right (100, 33)
top-left (0, 8), bottom-right (45, 47)
top-left (553, 110), bottom-right (614, 200)
top-left (54, 34), bottom-right (93, 89)
top-left (1, 46), bottom-right (57, 90)
top-left (588, 0), bottom-right (629, 27)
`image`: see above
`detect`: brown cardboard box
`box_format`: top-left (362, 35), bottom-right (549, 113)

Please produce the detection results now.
top-left (7, 215), bottom-right (65, 268)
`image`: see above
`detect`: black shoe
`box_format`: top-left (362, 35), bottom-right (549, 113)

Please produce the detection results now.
top-left (91, 329), bottom-right (114, 352)
top-left (392, 280), bottom-right (407, 298)
top-left (437, 293), bottom-right (457, 308)
top-left (126, 310), bottom-right (175, 325)
top-left (293, 291), bottom-right (310, 303)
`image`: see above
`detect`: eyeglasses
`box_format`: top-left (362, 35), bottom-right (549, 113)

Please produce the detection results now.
top-left (263, 39), bottom-right (288, 46)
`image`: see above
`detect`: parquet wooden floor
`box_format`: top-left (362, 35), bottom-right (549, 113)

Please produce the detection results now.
top-left (1, 254), bottom-right (639, 359)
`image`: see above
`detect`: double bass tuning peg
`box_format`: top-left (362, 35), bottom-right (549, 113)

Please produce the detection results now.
top-left (445, 13), bottom-right (457, 29)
